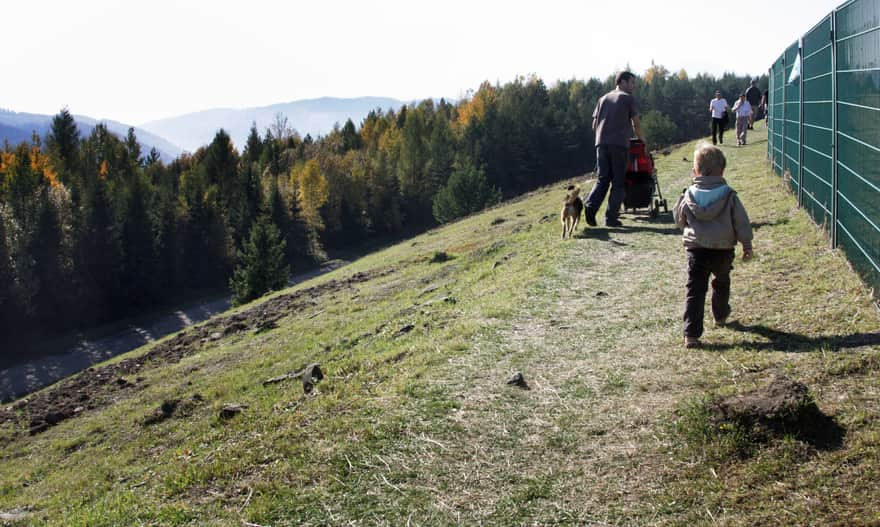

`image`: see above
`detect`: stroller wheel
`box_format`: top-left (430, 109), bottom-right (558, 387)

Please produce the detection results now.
top-left (649, 202), bottom-right (659, 218)
top-left (662, 199), bottom-right (668, 213)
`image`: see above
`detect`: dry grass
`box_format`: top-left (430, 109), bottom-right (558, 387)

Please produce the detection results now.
top-left (1, 122), bottom-right (879, 525)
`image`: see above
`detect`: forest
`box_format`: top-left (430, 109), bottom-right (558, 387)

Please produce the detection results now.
top-left (0, 66), bottom-right (765, 348)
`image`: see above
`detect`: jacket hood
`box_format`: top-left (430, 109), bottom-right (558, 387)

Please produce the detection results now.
top-left (685, 176), bottom-right (732, 221)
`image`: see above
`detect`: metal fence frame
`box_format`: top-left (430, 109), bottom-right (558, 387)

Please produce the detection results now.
top-left (768, 0), bottom-right (880, 295)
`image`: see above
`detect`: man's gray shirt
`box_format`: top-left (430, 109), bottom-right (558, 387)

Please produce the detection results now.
top-left (745, 85), bottom-right (761, 107)
top-left (593, 89), bottom-right (639, 147)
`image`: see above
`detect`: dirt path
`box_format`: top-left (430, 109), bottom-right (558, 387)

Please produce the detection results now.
top-left (0, 261), bottom-right (349, 403)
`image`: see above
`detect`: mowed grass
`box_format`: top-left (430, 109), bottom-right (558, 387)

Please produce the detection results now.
top-left (1, 121), bottom-right (879, 526)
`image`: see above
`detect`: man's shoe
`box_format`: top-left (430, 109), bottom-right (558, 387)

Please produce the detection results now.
top-left (684, 336), bottom-right (701, 349)
top-left (584, 207), bottom-right (597, 227)
top-left (606, 218), bottom-right (623, 228)
top-left (714, 317), bottom-right (728, 328)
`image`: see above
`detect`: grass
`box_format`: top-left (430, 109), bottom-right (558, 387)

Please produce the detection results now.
top-left (1, 121), bottom-right (879, 525)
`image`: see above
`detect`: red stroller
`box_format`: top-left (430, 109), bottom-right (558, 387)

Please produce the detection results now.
top-left (622, 139), bottom-right (667, 218)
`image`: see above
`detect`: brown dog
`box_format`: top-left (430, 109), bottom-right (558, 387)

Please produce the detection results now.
top-left (560, 185), bottom-right (583, 239)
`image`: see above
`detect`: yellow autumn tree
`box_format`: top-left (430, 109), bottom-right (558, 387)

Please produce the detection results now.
top-left (29, 146), bottom-right (60, 188)
top-left (292, 159), bottom-right (328, 230)
top-left (454, 81), bottom-right (497, 131)
top-left (0, 151), bottom-right (13, 173)
top-left (644, 62), bottom-right (670, 85)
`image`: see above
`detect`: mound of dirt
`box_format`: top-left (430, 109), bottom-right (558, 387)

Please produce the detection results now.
top-left (2, 267), bottom-right (394, 436)
top-left (709, 376), bottom-right (844, 449)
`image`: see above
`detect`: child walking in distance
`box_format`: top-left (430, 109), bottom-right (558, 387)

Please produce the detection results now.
top-left (673, 143), bottom-right (754, 348)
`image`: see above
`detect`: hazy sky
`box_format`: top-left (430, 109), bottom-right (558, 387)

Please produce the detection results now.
top-left (2, 0), bottom-right (840, 125)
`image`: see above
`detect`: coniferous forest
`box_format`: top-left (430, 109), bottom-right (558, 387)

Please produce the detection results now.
top-left (0, 68), bottom-right (765, 349)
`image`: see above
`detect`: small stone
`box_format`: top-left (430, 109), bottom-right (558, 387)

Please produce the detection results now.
top-left (506, 372), bottom-right (530, 390)
top-left (219, 404), bottom-right (247, 419)
top-left (394, 324), bottom-right (415, 338)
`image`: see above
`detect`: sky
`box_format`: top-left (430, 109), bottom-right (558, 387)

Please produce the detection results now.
top-left (1, 0), bottom-right (841, 125)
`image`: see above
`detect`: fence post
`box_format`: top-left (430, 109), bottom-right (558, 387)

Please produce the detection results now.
top-left (830, 9), bottom-right (838, 249)
top-left (798, 37), bottom-right (805, 207)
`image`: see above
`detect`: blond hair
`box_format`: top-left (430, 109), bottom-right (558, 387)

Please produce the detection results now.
top-left (693, 142), bottom-right (727, 177)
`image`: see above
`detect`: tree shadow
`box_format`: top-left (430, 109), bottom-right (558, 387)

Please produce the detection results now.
top-left (703, 321), bottom-right (880, 353)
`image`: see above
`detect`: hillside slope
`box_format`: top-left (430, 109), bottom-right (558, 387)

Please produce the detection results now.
top-left (1, 123), bottom-right (879, 526)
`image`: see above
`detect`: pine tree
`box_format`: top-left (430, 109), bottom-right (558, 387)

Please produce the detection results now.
top-left (119, 174), bottom-right (157, 308)
top-left (242, 122), bottom-right (263, 166)
top-left (46, 108), bottom-right (80, 187)
top-left (230, 215), bottom-right (289, 306)
top-left (0, 210), bottom-right (18, 336)
top-left (78, 175), bottom-right (121, 322)
top-left (426, 113), bottom-right (455, 195)
top-left (432, 161), bottom-right (502, 224)
top-left (28, 188), bottom-right (66, 324)
top-left (125, 127), bottom-right (142, 170)
top-left (340, 118), bottom-right (361, 151)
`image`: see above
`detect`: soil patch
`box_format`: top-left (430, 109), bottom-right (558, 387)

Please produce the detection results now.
top-left (2, 267), bottom-right (394, 436)
top-left (709, 376), bottom-right (845, 449)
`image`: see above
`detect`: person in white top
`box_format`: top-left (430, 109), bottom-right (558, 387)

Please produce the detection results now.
top-left (708, 91), bottom-right (729, 145)
top-left (732, 94), bottom-right (753, 146)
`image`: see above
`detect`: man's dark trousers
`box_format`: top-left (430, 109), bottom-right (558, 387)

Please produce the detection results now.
top-left (586, 145), bottom-right (628, 222)
top-left (684, 248), bottom-right (735, 338)
top-left (712, 118), bottom-right (725, 145)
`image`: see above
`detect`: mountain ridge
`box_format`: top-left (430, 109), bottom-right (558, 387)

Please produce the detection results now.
top-left (138, 96), bottom-right (409, 152)
top-left (0, 110), bottom-right (183, 162)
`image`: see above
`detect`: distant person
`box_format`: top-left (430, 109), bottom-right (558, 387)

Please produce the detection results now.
top-left (745, 80), bottom-right (762, 128)
top-left (761, 89), bottom-right (769, 117)
top-left (732, 94), bottom-right (753, 146)
top-left (584, 71), bottom-right (645, 228)
top-left (709, 90), bottom-right (729, 145)
top-left (673, 143), bottom-right (754, 348)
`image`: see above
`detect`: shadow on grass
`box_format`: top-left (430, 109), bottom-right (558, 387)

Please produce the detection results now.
top-left (751, 217), bottom-right (791, 230)
top-left (797, 404), bottom-right (847, 450)
top-left (704, 321), bottom-right (880, 353)
top-left (573, 213), bottom-right (679, 239)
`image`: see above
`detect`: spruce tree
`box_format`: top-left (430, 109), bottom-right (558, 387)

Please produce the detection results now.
top-left (0, 212), bottom-right (17, 337)
top-left (230, 215), bottom-right (289, 306)
top-left (46, 108), bottom-right (80, 187)
top-left (242, 122), bottom-right (263, 166)
top-left (120, 174), bottom-right (157, 308)
top-left (432, 161), bottom-right (502, 224)
top-left (78, 176), bottom-right (121, 321)
top-left (28, 189), bottom-right (66, 324)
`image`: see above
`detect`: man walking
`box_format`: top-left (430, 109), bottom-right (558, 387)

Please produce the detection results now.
top-left (709, 91), bottom-right (729, 145)
top-left (745, 79), bottom-right (762, 128)
top-left (585, 71), bottom-right (645, 228)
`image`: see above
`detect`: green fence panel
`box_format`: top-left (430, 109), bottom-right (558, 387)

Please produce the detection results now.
top-left (768, 0), bottom-right (880, 295)
top-left (835, 0), bottom-right (880, 292)
top-left (801, 15), bottom-right (834, 230)
top-left (771, 55), bottom-right (786, 175)
top-left (784, 41), bottom-right (802, 194)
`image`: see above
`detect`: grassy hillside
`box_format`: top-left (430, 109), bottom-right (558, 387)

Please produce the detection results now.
top-left (2, 122), bottom-right (879, 526)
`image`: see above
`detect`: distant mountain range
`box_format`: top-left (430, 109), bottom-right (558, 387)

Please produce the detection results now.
top-left (0, 110), bottom-right (182, 162)
top-left (137, 96), bottom-right (407, 153)
top-left (1, 97), bottom-right (411, 163)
